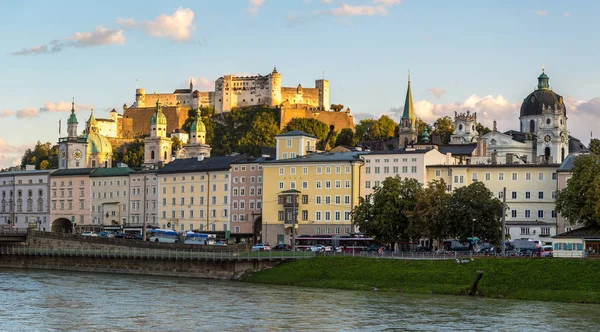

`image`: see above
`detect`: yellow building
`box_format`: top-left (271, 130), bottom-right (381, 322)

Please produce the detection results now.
top-left (157, 155), bottom-right (245, 235)
top-left (426, 163), bottom-right (560, 243)
top-left (262, 131), bottom-right (364, 245)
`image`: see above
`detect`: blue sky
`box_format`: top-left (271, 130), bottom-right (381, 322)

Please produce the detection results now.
top-left (1, 0), bottom-right (599, 168)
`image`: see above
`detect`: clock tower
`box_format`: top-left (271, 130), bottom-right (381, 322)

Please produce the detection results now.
top-left (58, 99), bottom-right (88, 169)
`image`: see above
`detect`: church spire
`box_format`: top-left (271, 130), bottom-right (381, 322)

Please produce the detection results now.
top-left (189, 78), bottom-right (193, 91)
top-left (402, 70), bottom-right (415, 121)
top-left (67, 97), bottom-right (78, 124)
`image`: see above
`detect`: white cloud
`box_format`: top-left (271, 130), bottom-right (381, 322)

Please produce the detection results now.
top-left (373, 0), bottom-right (402, 5)
top-left (187, 77), bottom-right (214, 91)
top-left (536, 10), bottom-right (549, 16)
top-left (248, 0), bottom-right (265, 15)
top-left (40, 101), bottom-right (93, 113)
top-left (12, 26), bottom-right (124, 55)
top-left (0, 110), bottom-right (14, 118)
top-left (141, 7), bottom-right (195, 41)
top-left (15, 108), bottom-right (39, 118)
top-left (427, 87), bottom-right (447, 98)
top-left (0, 154), bottom-right (21, 169)
top-left (69, 25), bottom-right (125, 47)
top-left (116, 17), bottom-right (138, 29)
top-left (325, 4), bottom-right (389, 17)
top-left (0, 138), bottom-right (28, 154)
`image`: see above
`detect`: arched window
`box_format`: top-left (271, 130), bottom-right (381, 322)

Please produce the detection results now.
top-left (561, 148), bottom-right (565, 162)
top-left (544, 147), bottom-right (551, 162)
top-left (151, 150), bottom-right (155, 160)
top-left (164, 151), bottom-right (167, 160)
top-left (91, 160), bottom-right (96, 167)
top-left (404, 138), bottom-right (408, 147)
top-left (530, 120), bottom-right (535, 133)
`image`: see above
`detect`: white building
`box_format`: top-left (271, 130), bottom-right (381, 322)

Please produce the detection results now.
top-left (0, 170), bottom-right (52, 231)
top-left (90, 167), bottom-right (135, 232)
top-left (128, 171), bottom-right (159, 233)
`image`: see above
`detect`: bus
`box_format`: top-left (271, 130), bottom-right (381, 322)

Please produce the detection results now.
top-left (184, 232), bottom-right (209, 245)
top-left (295, 234), bottom-right (377, 251)
top-left (149, 229), bottom-right (180, 243)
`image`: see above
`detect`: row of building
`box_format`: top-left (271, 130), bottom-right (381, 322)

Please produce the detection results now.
top-left (0, 69), bottom-right (588, 246)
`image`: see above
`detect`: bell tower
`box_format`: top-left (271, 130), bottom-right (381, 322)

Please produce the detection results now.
top-left (398, 71), bottom-right (418, 148)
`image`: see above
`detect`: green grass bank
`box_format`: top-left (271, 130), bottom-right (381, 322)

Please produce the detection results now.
top-left (243, 256), bottom-right (600, 303)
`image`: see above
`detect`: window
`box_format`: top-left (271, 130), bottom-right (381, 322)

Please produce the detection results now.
top-left (498, 173), bottom-right (504, 181)
top-left (303, 167), bottom-right (308, 174)
top-left (290, 182), bottom-right (296, 189)
top-left (551, 210), bottom-right (557, 218)
top-left (511, 210), bottom-right (517, 218)
top-left (552, 191), bottom-right (556, 199)
top-left (411, 166), bottom-right (417, 173)
top-left (512, 173), bottom-right (518, 181)
top-left (365, 181), bottom-right (371, 189)
top-left (278, 182), bottom-right (284, 190)
top-left (435, 170), bottom-right (441, 177)
top-left (525, 210), bottom-right (531, 218)
top-left (325, 181), bottom-right (331, 189)
top-left (302, 210), bottom-right (308, 221)
top-left (316, 196), bottom-right (321, 204)
top-left (525, 191), bottom-right (531, 199)
top-left (344, 211), bottom-right (351, 221)
top-left (374, 167), bottom-right (380, 174)
top-left (302, 181), bottom-right (308, 189)
top-left (498, 191), bottom-right (504, 199)
top-left (302, 195), bottom-right (308, 204)
top-left (552, 172), bottom-right (557, 180)
top-left (325, 196), bottom-right (331, 204)
top-left (525, 172), bottom-right (531, 181)
top-left (383, 166), bottom-right (389, 174)
top-left (335, 211), bottom-right (341, 221)
top-left (365, 167), bottom-right (371, 174)
top-left (316, 167), bottom-right (322, 174)
top-left (520, 227), bottom-right (530, 235)
top-left (538, 191), bottom-right (544, 199)
top-left (345, 166), bottom-right (350, 173)
top-left (538, 172), bottom-right (544, 181)
top-left (336, 166), bottom-right (341, 174)
top-left (326, 166), bottom-right (331, 174)
top-left (286, 139), bottom-right (292, 147)
top-left (541, 227), bottom-right (550, 235)
top-left (315, 211), bottom-right (321, 221)
top-left (335, 196), bottom-right (341, 204)
top-left (485, 173), bottom-right (491, 181)
top-left (325, 211), bottom-right (331, 221)
top-left (290, 167), bottom-right (296, 175)
top-left (316, 181), bottom-right (322, 189)
top-left (344, 196), bottom-right (350, 205)
top-left (402, 166), bottom-right (408, 173)
top-left (282, 152), bottom-right (288, 159)
top-left (511, 191), bottom-right (517, 199)
top-left (345, 180), bottom-right (350, 188)
top-left (279, 168), bottom-right (284, 175)
top-left (538, 210), bottom-right (544, 218)
top-left (335, 180), bottom-right (341, 189)
top-left (472, 173), bottom-right (478, 181)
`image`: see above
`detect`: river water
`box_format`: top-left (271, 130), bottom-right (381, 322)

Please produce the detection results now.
top-left (0, 269), bottom-right (598, 331)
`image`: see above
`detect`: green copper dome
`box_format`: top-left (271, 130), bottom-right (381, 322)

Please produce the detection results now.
top-left (86, 131), bottom-right (113, 155)
top-left (421, 126), bottom-right (430, 142)
top-left (67, 99), bottom-right (78, 124)
top-left (151, 100), bottom-right (167, 125)
top-left (189, 108), bottom-right (206, 133)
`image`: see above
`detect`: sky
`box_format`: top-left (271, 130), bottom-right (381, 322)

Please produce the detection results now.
top-left (1, 0), bottom-right (600, 169)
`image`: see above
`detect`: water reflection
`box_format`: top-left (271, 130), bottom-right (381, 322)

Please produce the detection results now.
top-left (0, 268), bottom-right (598, 331)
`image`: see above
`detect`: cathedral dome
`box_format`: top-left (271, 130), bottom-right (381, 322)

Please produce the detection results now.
top-left (520, 70), bottom-right (566, 117)
top-left (151, 111), bottom-right (167, 125)
top-left (85, 131), bottom-right (113, 156)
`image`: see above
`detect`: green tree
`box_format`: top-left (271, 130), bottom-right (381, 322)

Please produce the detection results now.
top-left (447, 181), bottom-right (503, 245)
top-left (283, 118), bottom-right (329, 141)
top-left (39, 160), bottom-right (50, 170)
top-left (373, 115), bottom-right (397, 140)
top-left (20, 141), bottom-right (57, 170)
top-left (555, 154), bottom-right (600, 227)
top-left (237, 112), bottom-right (280, 156)
top-left (432, 116), bottom-right (455, 144)
top-left (355, 119), bottom-right (377, 142)
top-left (113, 139), bottom-right (145, 168)
top-left (335, 128), bottom-right (356, 147)
top-left (330, 104), bottom-right (345, 112)
top-left (476, 123), bottom-right (491, 136)
top-left (415, 118), bottom-right (433, 139)
top-left (171, 136), bottom-right (183, 151)
top-left (408, 179), bottom-right (451, 245)
top-left (589, 138), bottom-right (600, 155)
top-left (352, 176), bottom-right (423, 248)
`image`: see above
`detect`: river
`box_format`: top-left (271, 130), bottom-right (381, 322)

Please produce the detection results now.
top-left (0, 269), bottom-right (598, 331)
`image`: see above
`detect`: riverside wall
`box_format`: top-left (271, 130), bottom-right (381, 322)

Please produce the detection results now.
top-left (0, 254), bottom-right (282, 280)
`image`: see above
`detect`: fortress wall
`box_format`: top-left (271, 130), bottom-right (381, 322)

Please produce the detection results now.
top-left (144, 94), bottom-right (179, 107)
top-left (281, 88), bottom-right (320, 107)
top-left (279, 108), bottom-right (355, 131)
top-left (124, 106), bottom-right (190, 136)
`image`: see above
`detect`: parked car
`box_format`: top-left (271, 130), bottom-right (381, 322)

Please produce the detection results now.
top-left (365, 244), bottom-right (383, 252)
top-left (251, 244), bottom-right (271, 251)
top-left (324, 246), bottom-right (333, 252)
top-left (272, 244), bottom-right (292, 251)
top-left (80, 231), bottom-right (97, 237)
top-left (539, 245), bottom-right (553, 257)
top-left (98, 231), bottom-right (115, 238)
top-left (115, 232), bottom-right (134, 239)
top-left (310, 245), bottom-right (325, 252)
top-left (214, 241), bottom-right (227, 246)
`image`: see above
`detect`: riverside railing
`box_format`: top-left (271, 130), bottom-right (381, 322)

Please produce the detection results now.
top-left (0, 246), bottom-right (316, 261)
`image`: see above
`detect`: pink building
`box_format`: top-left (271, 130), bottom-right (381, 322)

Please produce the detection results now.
top-left (49, 168), bottom-right (94, 233)
top-left (230, 157), bottom-right (267, 244)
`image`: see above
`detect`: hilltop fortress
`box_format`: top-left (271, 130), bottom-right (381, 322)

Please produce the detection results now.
top-left (123, 67), bottom-right (354, 135)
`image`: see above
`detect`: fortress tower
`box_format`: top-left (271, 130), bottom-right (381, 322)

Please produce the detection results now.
top-left (315, 79), bottom-right (330, 111)
top-left (270, 66), bottom-right (282, 107)
top-left (135, 88), bottom-right (146, 107)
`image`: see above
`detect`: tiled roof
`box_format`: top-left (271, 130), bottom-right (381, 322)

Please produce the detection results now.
top-left (0, 170), bottom-right (54, 176)
top-left (437, 144), bottom-right (477, 155)
top-left (264, 151), bottom-right (365, 164)
top-left (569, 136), bottom-right (589, 154)
top-left (158, 155), bottom-right (247, 174)
top-left (51, 168), bottom-right (96, 177)
top-left (553, 225), bottom-right (600, 239)
top-left (557, 154), bottom-right (577, 172)
top-left (275, 130), bottom-right (317, 139)
top-left (90, 167), bottom-right (136, 177)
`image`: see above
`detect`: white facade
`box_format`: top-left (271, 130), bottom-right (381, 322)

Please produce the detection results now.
top-left (90, 174), bottom-right (131, 228)
top-left (0, 171), bottom-right (52, 231)
top-left (360, 149), bottom-right (453, 197)
top-left (129, 172), bottom-right (159, 229)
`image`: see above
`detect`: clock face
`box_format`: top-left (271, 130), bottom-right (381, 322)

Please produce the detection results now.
top-left (544, 135), bottom-right (551, 143)
top-left (73, 149), bottom-right (82, 161)
top-left (60, 150), bottom-right (67, 160)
